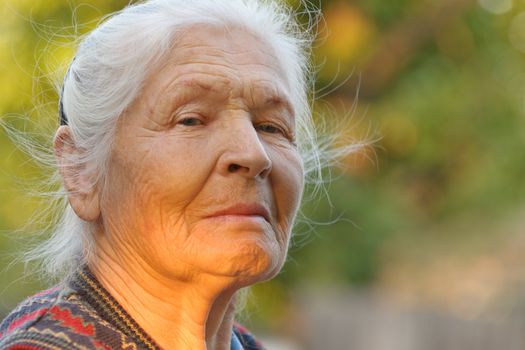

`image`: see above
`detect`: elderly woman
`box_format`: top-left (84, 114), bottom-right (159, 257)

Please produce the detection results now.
top-left (0, 0), bottom-right (332, 349)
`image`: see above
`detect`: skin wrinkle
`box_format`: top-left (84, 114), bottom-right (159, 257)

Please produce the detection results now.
top-left (171, 31), bottom-right (284, 68)
top-left (56, 24), bottom-right (304, 350)
top-left (166, 91), bottom-right (294, 144)
top-left (151, 83), bottom-right (223, 132)
top-left (145, 49), bottom-right (293, 121)
top-left (171, 75), bottom-right (293, 118)
top-left (152, 70), bottom-right (293, 126)
top-left (92, 250), bottom-right (221, 347)
top-left (100, 151), bottom-right (185, 281)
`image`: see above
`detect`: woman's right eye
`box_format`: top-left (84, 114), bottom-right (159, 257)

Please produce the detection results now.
top-left (177, 116), bottom-right (203, 126)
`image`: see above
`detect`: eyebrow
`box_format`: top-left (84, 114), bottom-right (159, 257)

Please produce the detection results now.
top-left (159, 76), bottom-right (295, 116)
top-left (247, 81), bottom-right (295, 117)
top-left (259, 94), bottom-right (295, 116)
top-left (149, 77), bottom-right (223, 117)
top-left (155, 77), bottom-right (230, 111)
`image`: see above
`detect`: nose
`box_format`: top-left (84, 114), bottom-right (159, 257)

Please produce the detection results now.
top-left (217, 118), bottom-right (272, 179)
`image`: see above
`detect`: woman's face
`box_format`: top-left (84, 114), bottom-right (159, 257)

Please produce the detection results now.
top-left (98, 25), bottom-right (304, 286)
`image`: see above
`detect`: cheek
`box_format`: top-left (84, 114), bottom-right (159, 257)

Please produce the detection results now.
top-left (271, 148), bottom-right (304, 232)
top-left (102, 134), bottom-right (218, 236)
top-left (134, 136), bottom-right (215, 203)
top-left (100, 134), bottom-right (223, 272)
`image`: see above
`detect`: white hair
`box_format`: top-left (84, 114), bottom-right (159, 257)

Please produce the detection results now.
top-left (9, 0), bottom-right (362, 282)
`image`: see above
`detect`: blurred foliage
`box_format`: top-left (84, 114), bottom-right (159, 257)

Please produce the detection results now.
top-left (2, 0), bottom-right (525, 330)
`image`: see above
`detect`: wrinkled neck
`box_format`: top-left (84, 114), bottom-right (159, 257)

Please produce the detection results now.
top-left (89, 239), bottom-right (239, 350)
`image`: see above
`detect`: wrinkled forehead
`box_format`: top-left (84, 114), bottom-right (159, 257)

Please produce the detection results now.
top-left (140, 24), bottom-right (293, 109)
top-left (171, 23), bottom-right (285, 73)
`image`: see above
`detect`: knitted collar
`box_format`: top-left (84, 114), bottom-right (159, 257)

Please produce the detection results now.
top-left (71, 267), bottom-right (160, 349)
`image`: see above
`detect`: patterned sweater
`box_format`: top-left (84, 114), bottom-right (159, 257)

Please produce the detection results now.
top-left (0, 268), bottom-right (264, 349)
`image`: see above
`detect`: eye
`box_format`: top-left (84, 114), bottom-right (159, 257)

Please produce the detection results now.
top-left (177, 116), bottom-right (203, 126)
top-left (256, 123), bottom-right (284, 135)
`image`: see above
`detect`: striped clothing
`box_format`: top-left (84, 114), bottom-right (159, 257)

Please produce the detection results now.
top-left (0, 268), bottom-right (264, 349)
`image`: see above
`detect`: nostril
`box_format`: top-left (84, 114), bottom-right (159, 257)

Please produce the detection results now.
top-left (260, 167), bottom-right (271, 178)
top-left (228, 164), bottom-right (241, 172)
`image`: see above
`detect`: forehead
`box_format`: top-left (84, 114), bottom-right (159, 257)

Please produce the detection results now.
top-left (142, 24), bottom-right (291, 104)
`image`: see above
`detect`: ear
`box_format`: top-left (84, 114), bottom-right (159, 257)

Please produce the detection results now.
top-left (54, 126), bottom-right (101, 221)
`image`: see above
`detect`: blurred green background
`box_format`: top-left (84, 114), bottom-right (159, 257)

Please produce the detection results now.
top-left (2, 0), bottom-right (525, 348)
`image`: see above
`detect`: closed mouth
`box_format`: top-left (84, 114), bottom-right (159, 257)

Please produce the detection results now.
top-left (207, 203), bottom-right (271, 223)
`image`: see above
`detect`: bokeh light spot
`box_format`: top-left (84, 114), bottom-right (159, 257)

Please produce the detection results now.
top-left (478, 0), bottom-right (513, 14)
top-left (316, 3), bottom-right (376, 80)
top-left (509, 12), bottom-right (525, 53)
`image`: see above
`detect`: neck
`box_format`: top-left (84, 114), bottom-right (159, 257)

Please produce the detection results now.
top-left (89, 243), bottom-right (239, 350)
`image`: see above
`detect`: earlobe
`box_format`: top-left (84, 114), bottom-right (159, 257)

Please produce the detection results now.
top-left (54, 126), bottom-right (101, 221)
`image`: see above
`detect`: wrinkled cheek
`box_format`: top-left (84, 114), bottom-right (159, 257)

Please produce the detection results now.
top-left (276, 156), bottom-right (304, 244)
top-left (289, 157), bottom-right (305, 215)
top-left (279, 163), bottom-right (303, 264)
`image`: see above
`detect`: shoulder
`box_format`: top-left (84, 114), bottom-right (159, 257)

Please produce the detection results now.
top-left (0, 287), bottom-right (61, 336)
top-left (0, 287), bottom-right (113, 350)
top-left (0, 286), bottom-right (78, 349)
top-left (233, 323), bottom-right (265, 350)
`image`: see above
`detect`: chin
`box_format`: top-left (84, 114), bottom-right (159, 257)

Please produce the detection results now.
top-left (184, 221), bottom-right (283, 271)
top-left (200, 236), bottom-right (285, 285)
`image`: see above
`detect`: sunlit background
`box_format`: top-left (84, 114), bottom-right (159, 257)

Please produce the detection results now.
top-left (2, 0), bottom-right (525, 349)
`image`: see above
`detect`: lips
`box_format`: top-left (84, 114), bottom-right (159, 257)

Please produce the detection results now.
top-left (207, 203), bottom-right (271, 223)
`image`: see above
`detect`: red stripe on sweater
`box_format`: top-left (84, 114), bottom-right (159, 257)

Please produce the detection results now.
top-left (49, 306), bottom-right (95, 336)
top-left (8, 309), bottom-right (49, 332)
